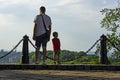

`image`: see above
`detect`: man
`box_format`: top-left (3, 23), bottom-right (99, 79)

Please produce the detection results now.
top-left (33, 6), bottom-right (52, 64)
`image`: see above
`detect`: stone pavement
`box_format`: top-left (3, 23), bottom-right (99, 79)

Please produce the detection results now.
top-left (0, 70), bottom-right (119, 80)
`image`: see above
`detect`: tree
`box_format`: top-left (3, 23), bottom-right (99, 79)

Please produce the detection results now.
top-left (100, 8), bottom-right (120, 62)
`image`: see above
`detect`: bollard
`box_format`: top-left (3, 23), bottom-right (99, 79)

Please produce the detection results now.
top-left (22, 35), bottom-right (29, 64)
top-left (100, 34), bottom-right (109, 64)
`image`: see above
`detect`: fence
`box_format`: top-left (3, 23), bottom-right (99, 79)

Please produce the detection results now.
top-left (0, 34), bottom-right (119, 64)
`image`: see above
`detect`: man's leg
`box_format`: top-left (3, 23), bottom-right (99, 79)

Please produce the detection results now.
top-left (43, 47), bottom-right (46, 64)
top-left (35, 47), bottom-right (40, 64)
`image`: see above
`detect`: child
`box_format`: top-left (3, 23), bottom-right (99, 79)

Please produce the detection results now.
top-left (52, 32), bottom-right (61, 64)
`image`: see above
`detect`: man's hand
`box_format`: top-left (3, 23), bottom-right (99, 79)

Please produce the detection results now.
top-left (33, 24), bottom-right (37, 41)
top-left (33, 35), bottom-right (36, 41)
top-left (47, 37), bottom-right (50, 42)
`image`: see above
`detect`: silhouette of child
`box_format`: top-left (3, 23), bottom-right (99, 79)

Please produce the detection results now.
top-left (52, 32), bottom-right (61, 64)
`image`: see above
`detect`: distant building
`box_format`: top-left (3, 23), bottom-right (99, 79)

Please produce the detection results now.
top-left (0, 49), bottom-right (4, 52)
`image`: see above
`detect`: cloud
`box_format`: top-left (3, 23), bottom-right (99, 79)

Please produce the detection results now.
top-left (56, 0), bottom-right (82, 6)
top-left (0, 0), bottom-right (116, 51)
top-left (50, 0), bottom-right (103, 21)
top-left (0, 13), bottom-right (17, 27)
top-left (0, 0), bottom-right (38, 5)
top-left (49, 0), bottom-right (110, 51)
top-left (0, 0), bottom-right (43, 10)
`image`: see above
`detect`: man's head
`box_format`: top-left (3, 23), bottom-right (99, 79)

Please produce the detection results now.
top-left (40, 6), bottom-right (46, 13)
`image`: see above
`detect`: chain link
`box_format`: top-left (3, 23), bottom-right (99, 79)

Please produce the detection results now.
top-left (0, 39), bottom-right (23, 60)
top-left (28, 39), bottom-right (36, 49)
top-left (85, 39), bottom-right (100, 54)
top-left (0, 36), bottom-right (102, 62)
top-left (107, 38), bottom-right (120, 51)
top-left (28, 39), bottom-right (55, 61)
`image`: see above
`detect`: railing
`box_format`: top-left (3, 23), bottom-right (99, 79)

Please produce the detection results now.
top-left (0, 34), bottom-right (119, 64)
top-left (0, 35), bottom-right (54, 64)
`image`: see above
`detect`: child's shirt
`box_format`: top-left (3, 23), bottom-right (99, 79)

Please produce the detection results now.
top-left (52, 37), bottom-right (60, 51)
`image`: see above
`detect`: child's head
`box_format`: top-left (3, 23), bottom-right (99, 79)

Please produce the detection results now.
top-left (53, 32), bottom-right (58, 38)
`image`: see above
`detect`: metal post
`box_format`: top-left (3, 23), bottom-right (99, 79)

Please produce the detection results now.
top-left (100, 34), bottom-right (109, 64)
top-left (22, 35), bottom-right (29, 64)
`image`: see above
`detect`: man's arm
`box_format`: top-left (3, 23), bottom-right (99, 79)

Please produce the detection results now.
top-left (48, 25), bottom-right (51, 41)
top-left (33, 23), bottom-right (37, 40)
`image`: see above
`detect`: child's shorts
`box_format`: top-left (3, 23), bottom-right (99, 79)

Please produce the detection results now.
top-left (54, 50), bottom-right (60, 55)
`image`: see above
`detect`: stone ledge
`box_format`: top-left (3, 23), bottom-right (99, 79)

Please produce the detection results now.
top-left (0, 64), bottom-right (119, 71)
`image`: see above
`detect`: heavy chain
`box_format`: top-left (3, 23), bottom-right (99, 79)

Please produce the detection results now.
top-left (107, 38), bottom-right (120, 51)
top-left (28, 39), bottom-right (55, 61)
top-left (85, 39), bottom-right (100, 54)
top-left (0, 39), bottom-right (23, 60)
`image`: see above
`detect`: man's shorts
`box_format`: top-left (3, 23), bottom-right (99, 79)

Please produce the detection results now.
top-left (35, 33), bottom-right (48, 48)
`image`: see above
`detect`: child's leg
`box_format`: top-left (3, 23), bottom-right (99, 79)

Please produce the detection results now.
top-left (57, 54), bottom-right (60, 64)
top-left (53, 51), bottom-right (57, 64)
top-left (57, 51), bottom-right (60, 64)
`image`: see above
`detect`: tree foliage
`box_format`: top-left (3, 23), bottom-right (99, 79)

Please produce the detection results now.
top-left (100, 8), bottom-right (120, 61)
top-left (29, 50), bottom-right (99, 64)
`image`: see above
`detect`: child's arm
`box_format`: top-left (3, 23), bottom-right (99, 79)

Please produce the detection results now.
top-left (58, 39), bottom-right (61, 49)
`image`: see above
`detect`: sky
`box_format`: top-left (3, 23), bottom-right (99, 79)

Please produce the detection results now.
top-left (0, 0), bottom-right (118, 52)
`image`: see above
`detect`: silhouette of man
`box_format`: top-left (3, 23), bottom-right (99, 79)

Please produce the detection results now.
top-left (33, 6), bottom-right (52, 64)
